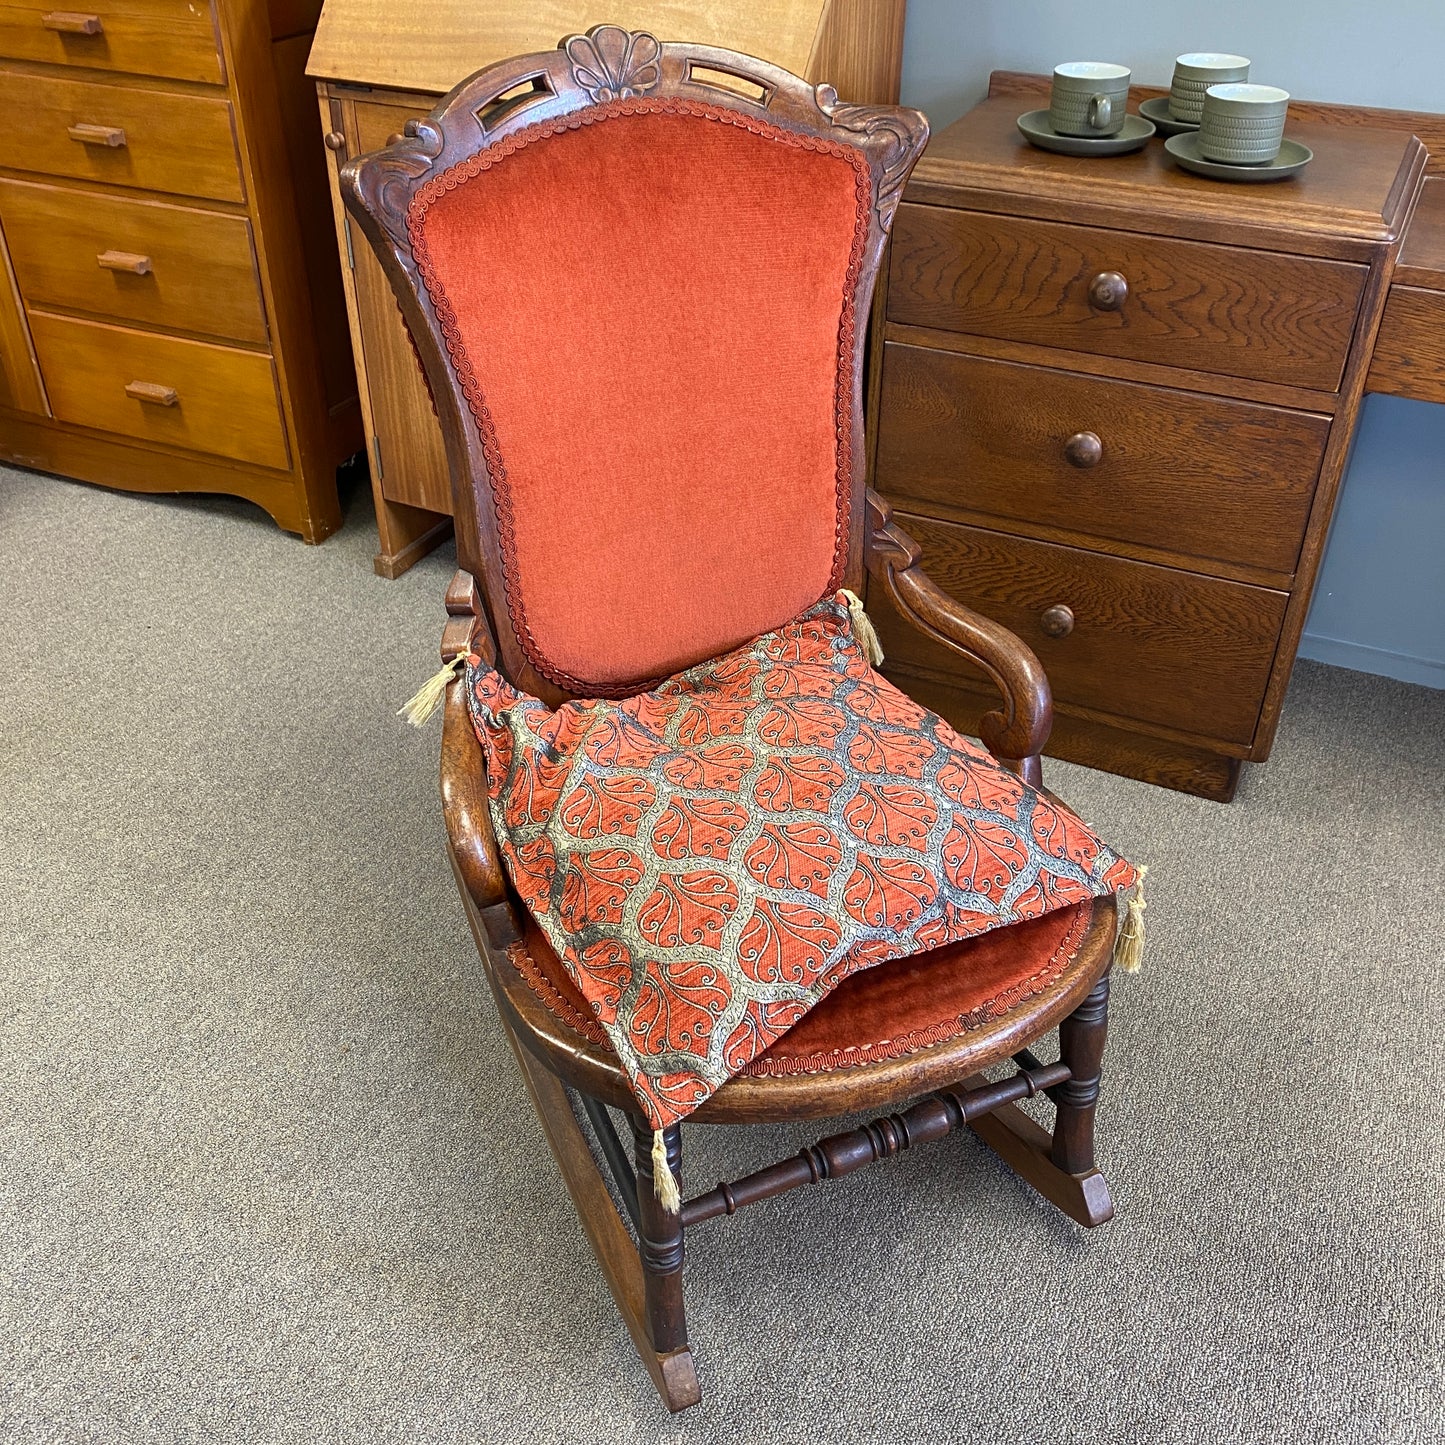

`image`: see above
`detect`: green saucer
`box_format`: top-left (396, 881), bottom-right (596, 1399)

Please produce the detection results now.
top-left (1138, 96), bottom-right (1199, 136)
top-left (1017, 109), bottom-right (1155, 157)
top-left (1164, 132), bottom-right (1313, 182)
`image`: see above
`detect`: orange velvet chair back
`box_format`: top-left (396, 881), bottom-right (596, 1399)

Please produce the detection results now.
top-left (343, 29), bottom-right (927, 701)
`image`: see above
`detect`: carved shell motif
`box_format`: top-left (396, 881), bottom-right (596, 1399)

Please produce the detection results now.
top-left (564, 25), bottom-right (662, 103)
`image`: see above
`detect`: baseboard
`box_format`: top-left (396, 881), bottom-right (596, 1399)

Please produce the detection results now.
top-left (1298, 633), bottom-right (1445, 691)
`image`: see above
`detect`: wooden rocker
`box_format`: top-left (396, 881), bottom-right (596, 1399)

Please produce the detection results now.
top-left (343, 27), bottom-right (1129, 1413)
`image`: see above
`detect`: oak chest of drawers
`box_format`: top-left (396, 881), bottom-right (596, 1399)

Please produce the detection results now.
top-left (0, 0), bottom-right (361, 540)
top-left (866, 73), bottom-right (1427, 800)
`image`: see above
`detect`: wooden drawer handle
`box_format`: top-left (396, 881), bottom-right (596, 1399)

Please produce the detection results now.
top-left (323, 130), bottom-right (346, 152)
top-left (68, 122), bottom-right (126, 148)
top-left (1063, 431), bottom-right (1103, 468)
top-left (1088, 271), bottom-right (1128, 311)
top-left (1040, 604), bottom-right (1075, 639)
top-left (43, 9), bottom-right (102, 33)
top-left (97, 249), bottom-right (152, 275)
top-left (125, 380), bottom-right (177, 406)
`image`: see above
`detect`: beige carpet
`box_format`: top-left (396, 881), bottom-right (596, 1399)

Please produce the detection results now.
top-left (2, 463), bottom-right (1442, 1444)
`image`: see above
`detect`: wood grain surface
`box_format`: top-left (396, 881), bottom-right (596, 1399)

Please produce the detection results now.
top-left (874, 343), bottom-right (1329, 577)
top-left (888, 203), bottom-right (1366, 392)
top-left (29, 309), bottom-right (288, 468)
top-left (0, 178), bottom-right (267, 344)
top-left (1368, 286), bottom-right (1445, 404)
top-left (0, 66), bottom-right (243, 202)
top-left (905, 86), bottom-right (1425, 256)
top-left (873, 511), bottom-right (1287, 747)
top-left (0, 0), bottom-right (223, 83)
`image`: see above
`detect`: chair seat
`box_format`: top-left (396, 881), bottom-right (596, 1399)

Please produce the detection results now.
top-left (490, 896), bottom-right (1116, 1123)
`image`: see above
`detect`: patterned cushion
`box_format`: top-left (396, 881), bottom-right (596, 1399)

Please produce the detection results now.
top-left (466, 596), bottom-right (1137, 1129)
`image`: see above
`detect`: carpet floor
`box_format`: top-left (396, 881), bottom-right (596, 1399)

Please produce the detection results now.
top-left (2, 464), bottom-right (1442, 1445)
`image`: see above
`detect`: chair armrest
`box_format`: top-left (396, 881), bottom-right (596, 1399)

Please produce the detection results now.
top-left (439, 569), bottom-right (507, 910)
top-left (864, 488), bottom-right (1052, 784)
top-left (440, 677), bottom-right (508, 911)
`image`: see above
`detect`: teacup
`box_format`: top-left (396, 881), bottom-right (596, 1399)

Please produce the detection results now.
top-left (1169, 52), bottom-right (1251, 123)
top-left (1050, 62), bottom-right (1131, 138)
top-left (1198, 82), bottom-right (1290, 165)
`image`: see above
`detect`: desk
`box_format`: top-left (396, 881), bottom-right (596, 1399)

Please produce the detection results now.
top-left (866, 72), bottom-right (1434, 800)
top-left (1369, 177), bottom-right (1445, 403)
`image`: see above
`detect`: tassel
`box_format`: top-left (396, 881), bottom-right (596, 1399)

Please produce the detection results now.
top-left (840, 588), bottom-right (885, 667)
top-left (1113, 864), bottom-right (1148, 974)
top-left (397, 653), bottom-right (467, 727)
top-left (651, 1128), bottom-right (681, 1214)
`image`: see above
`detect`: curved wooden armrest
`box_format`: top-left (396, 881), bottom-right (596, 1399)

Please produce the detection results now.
top-left (439, 568), bottom-right (505, 909)
top-left (441, 677), bottom-right (507, 910)
top-left (864, 489), bottom-right (1052, 783)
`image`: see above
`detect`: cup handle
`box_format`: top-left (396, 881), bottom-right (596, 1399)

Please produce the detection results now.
top-left (1088, 93), bottom-right (1113, 130)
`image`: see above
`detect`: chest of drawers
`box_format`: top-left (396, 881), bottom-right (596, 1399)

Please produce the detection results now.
top-left (0, 0), bottom-right (360, 541)
top-left (867, 74), bottom-right (1426, 800)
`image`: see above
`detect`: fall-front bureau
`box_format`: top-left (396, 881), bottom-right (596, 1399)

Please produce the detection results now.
top-left (865, 73), bottom-right (1427, 800)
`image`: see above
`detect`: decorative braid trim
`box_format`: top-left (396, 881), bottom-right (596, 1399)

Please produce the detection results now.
top-left (407, 97), bottom-right (873, 698)
top-left (506, 904), bottom-right (1091, 1075)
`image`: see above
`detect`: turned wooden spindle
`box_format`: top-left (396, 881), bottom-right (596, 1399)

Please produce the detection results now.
top-left (1051, 972), bottom-right (1111, 1175)
top-left (630, 1116), bottom-right (687, 1355)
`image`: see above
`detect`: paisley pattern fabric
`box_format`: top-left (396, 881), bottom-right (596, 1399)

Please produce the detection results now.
top-left (465, 596), bottom-right (1137, 1129)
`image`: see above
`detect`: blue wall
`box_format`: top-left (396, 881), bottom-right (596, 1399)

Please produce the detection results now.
top-left (899, 0), bottom-right (1445, 690)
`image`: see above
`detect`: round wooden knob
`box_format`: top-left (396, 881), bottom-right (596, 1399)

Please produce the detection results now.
top-left (1088, 271), bottom-right (1128, 311)
top-left (1064, 431), bottom-right (1103, 469)
top-left (324, 131), bottom-right (346, 152)
top-left (386, 132), bottom-right (405, 147)
top-left (1040, 604), bottom-right (1075, 639)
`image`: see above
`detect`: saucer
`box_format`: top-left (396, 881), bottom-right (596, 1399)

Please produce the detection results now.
top-left (1164, 132), bottom-right (1313, 182)
top-left (1138, 96), bottom-right (1198, 135)
top-left (1017, 109), bottom-right (1155, 157)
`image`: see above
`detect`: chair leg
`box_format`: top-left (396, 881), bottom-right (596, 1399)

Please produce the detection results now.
top-left (630, 1116), bottom-right (688, 1355)
top-left (1050, 971), bottom-right (1110, 1175)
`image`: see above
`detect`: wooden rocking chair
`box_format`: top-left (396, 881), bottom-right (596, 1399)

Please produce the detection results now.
top-left (343, 28), bottom-right (1123, 1413)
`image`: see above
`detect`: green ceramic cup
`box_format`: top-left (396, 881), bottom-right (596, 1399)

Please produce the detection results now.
top-left (1198, 82), bottom-right (1290, 164)
top-left (1049, 61), bottom-right (1131, 138)
top-left (1168, 52), bottom-right (1251, 123)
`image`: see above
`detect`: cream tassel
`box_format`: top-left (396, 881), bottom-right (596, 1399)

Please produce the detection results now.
top-left (841, 588), bottom-right (885, 667)
top-left (398, 653), bottom-right (467, 727)
top-left (651, 1129), bottom-right (681, 1214)
top-left (1113, 864), bottom-right (1148, 974)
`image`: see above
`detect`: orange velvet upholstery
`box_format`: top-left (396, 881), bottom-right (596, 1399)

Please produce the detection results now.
top-left (408, 99), bottom-right (871, 696)
top-left (509, 901), bottom-right (1094, 1078)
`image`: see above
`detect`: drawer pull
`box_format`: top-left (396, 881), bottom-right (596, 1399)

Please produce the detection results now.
top-left (97, 250), bottom-right (152, 275)
top-left (42, 10), bottom-right (103, 33)
top-left (323, 131), bottom-right (347, 153)
top-left (125, 380), bottom-right (178, 406)
top-left (1039, 604), bottom-right (1075, 639)
top-left (1088, 271), bottom-right (1128, 311)
top-left (1063, 431), bottom-right (1103, 469)
top-left (68, 122), bottom-right (126, 148)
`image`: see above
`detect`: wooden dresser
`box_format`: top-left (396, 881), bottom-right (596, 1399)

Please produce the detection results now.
top-left (867, 72), bottom-right (1428, 801)
top-left (307, 0), bottom-right (908, 576)
top-left (0, 0), bottom-right (360, 541)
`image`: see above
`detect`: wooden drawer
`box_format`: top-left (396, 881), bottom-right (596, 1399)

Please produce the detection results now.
top-left (888, 204), bottom-right (1366, 391)
top-left (0, 67), bottom-right (241, 202)
top-left (0, 179), bottom-right (266, 344)
top-left (30, 311), bottom-right (288, 469)
top-left (873, 512), bottom-right (1288, 747)
top-left (0, 0), bottom-right (221, 84)
top-left (875, 343), bottom-right (1329, 577)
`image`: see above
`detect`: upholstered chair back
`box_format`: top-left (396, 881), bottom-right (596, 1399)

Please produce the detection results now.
top-left (344, 29), bottom-right (927, 701)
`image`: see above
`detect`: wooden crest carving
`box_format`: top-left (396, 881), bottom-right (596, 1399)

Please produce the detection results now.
top-left (815, 84), bottom-right (928, 232)
top-left (563, 25), bottom-right (662, 103)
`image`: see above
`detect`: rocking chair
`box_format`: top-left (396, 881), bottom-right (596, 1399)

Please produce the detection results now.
top-left (343, 28), bottom-right (1124, 1413)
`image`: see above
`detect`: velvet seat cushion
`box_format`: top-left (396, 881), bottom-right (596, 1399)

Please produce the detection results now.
top-left (508, 900), bottom-right (1096, 1078)
top-left (465, 595), bottom-right (1137, 1129)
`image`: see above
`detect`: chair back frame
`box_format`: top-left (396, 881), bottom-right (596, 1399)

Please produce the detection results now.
top-left (341, 25), bottom-right (928, 705)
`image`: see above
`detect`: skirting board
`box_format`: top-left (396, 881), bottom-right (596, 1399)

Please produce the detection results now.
top-left (1298, 633), bottom-right (1445, 691)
